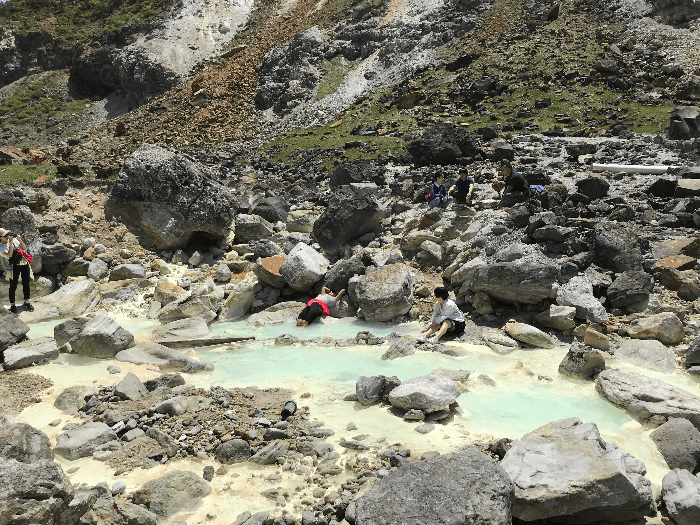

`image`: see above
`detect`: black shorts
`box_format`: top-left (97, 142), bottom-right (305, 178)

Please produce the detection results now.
top-left (454, 189), bottom-right (472, 203)
top-left (298, 302), bottom-right (324, 324)
top-left (447, 319), bottom-right (466, 335)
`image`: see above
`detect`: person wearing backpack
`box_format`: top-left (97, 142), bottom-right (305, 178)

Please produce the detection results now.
top-left (427, 174), bottom-right (453, 209)
top-left (0, 228), bottom-right (34, 313)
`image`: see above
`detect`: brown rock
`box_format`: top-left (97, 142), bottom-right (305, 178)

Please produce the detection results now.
top-left (654, 255), bottom-right (696, 271)
top-left (584, 327), bottom-right (610, 351)
top-left (133, 487), bottom-right (151, 505)
top-left (83, 247), bottom-right (96, 261)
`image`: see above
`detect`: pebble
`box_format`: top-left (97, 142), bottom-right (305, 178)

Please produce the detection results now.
top-left (48, 419), bottom-right (62, 427)
top-left (107, 365), bottom-right (121, 374)
top-left (67, 467), bottom-right (80, 474)
top-left (243, 391), bottom-right (255, 399)
top-left (346, 422), bottom-right (358, 431)
top-left (415, 423), bottom-right (435, 434)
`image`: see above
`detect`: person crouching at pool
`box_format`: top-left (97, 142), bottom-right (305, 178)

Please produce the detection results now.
top-left (296, 287), bottom-right (346, 328)
top-left (419, 286), bottom-right (465, 343)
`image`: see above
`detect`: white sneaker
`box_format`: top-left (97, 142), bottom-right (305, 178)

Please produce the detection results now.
top-left (418, 335), bottom-right (427, 342)
top-left (427, 335), bottom-right (439, 344)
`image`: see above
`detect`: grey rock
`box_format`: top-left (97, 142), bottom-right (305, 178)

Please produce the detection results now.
top-left (596, 369), bottom-right (700, 428)
top-left (145, 427), bottom-right (179, 457)
top-left (214, 263), bottom-right (232, 283)
top-left (278, 242), bottom-right (329, 291)
top-left (144, 373), bottom-right (185, 391)
top-left (628, 312), bottom-right (685, 345)
top-left (355, 263), bottom-right (413, 322)
top-left (53, 317), bottom-right (90, 346)
top-left (2, 337), bottom-right (58, 369)
top-left (107, 365), bottom-right (121, 374)
top-left (41, 243), bottom-right (77, 275)
top-left (20, 279), bottom-right (99, 324)
top-left (67, 315), bottom-right (135, 359)
top-left (556, 276), bottom-right (609, 323)
top-left (141, 470), bottom-right (212, 518)
top-left (235, 214), bottom-right (274, 242)
top-left (0, 423), bottom-right (53, 463)
top-left (501, 417), bottom-right (654, 523)
top-left (0, 307), bottom-right (30, 353)
top-left (251, 196), bottom-right (289, 223)
top-left (117, 342), bottom-right (213, 373)
top-left (356, 375), bottom-right (388, 405)
top-left (615, 340), bottom-right (677, 373)
top-left (115, 500), bottom-right (158, 525)
top-left (606, 271), bottom-right (653, 308)
top-left (62, 259), bottom-right (90, 278)
top-left (687, 334), bottom-right (700, 367)
top-left (0, 458), bottom-right (74, 525)
top-left (115, 372), bottom-right (148, 401)
top-left (54, 386), bottom-right (87, 412)
top-left (593, 222), bottom-right (643, 272)
top-left (105, 144), bottom-right (237, 249)
top-left (123, 428), bottom-right (145, 442)
top-left (407, 123), bottom-right (481, 166)
top-left (214, 439), bottom-right (251, 464)
top-left (87, 258), bottom-right (109, 281)
top-left (151, 317), bottom-right (211, 343)
top-left (387, 374), bottom-right (460, 413)
top-left (323, 256), bottom-right (366, 291)
top-left (109, 264), bottom-right (146, 281)
top-left (505, 321), bottom-right (554, 348)
top-left (355, 449), bottom-right (513, 525)
top-left (58, 489), bottom-right (98, 525)
top-left (558, 342), bottom-right (605, 380)
top-left (662, 469), bottom-right (700, 525)
top-left (464, 261), bottom-right (559, 305)
top-left (535, 305), bottom-right (576, 331)
top-left (112, 482), bottom-right (126, 495)
top-left (250, 441), bottom-right (289, 465)
top-left (650, 418), bottom-right (700, 472)
top-left (153, 396), bottom-right (191, 417)
top-left (55, 422), bottom-right (118, 460)
top-left (381, 339), bottom-right (418, 360)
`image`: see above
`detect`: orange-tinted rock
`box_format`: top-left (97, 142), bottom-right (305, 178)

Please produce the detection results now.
top-left (654, 255), bottom-right (696, 271)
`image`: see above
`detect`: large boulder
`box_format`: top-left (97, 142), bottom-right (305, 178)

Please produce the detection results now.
top-left (615, 340), bottom-right (677, 373)
top-left (505, 321), bottom-right (554, 348)
top-left (2, 337), bottom-right (59, 370)
top-left (322, 257), bottom-right (366, 292)
top-left (115, 372), bottom-right (148, 401)
top-left (687, 334), bottom-right (700, 367)
top-left (54, 422), bottom-right (118, 460)
top-left (0, 423), bottom-right (53, 463)
top-left (0, 308), bottom-right (29, 353)
top-left (650, 418), bottom-right (700, 472)
top-left (235, 214), bottom-right (274, 242)
top-left (606, 271), bottom-right (654, 308)
top-left (105, 144), bottom-right (237, 249)
top-left (558, 342), bottom-right (606, 379)
top-left (253, 255), bottom-right (287, 288)
top-left (141, 470), bottom-right (212, 518)
top-left (593, 222), bottom-right (643, 272)
top-left (355, 263), bottom-right (413, 322)
top-left (668, 106), bottom-right (700, 140)
top-left (154, 281), bottom-right (186, 306)
top-left (355, 449), bottom-right (514, 525)
top-left (41, 243), bottom-right (77, 275)
top-left (54, 386), bottom-right (88, 412)
top-left (387, 374), bottom-right (460, 413)
top-left (220, 278), bottom-right (256, 320)
top-left (407, 123), bottom-right (481, 166)
top-left (19, 279), bottom-right (99, 323)
top-left (0, 458), bottom-right (74, 525)
top-left (251, 196), bottom-right (289, 223)
top-left (116, 342), bottom-right (213, 373)
top-left (596, 369), bottom-right (700, 428)
top-left (556, 276), bottom-right (608, 323)
top-left (64, 315), bottom-right (134, 358)
top-left (151, 317), bottom-right (211, 342)
top-left (312, 189), bottom-right (383, 256)
top-left (463, 261), bottom-right (559, 305)
top-left (214, 439), bottom-right (251, 464)
top-left (356, 375), bottom-right (389, 405)
top-left (662, 469), bottom-right (700, 525)
top-left (575, 177), bottom-right (609, 200)
top-left (109, 264), bottom-right (146, 281)
top-left (278, 242), bottom-right (329, 291)
top-left (501, 418), bottom-right (654, 523)
top-left (329, 159), bottom-right (378, 188)
top-left (627, 311), bottom-right (685, 345)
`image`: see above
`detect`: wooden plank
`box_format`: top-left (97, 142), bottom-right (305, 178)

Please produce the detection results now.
top-left (158, 336), bottom-right (255, 349)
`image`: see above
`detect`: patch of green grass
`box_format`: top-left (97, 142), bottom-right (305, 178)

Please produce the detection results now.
top-left (0, 0), bottom-right (173, 44)
top-left (0, 70), bottom-right (90, 125)
top-left (315, 57), bottom-right (358, 100)
top-left (0, 165), bottom-right (56, 185)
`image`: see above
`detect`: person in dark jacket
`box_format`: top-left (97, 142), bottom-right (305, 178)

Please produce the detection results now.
top-left (448, 169), bottom-right (474, 204)
top-left (428, 174), bottom-right (453, 209)
top-left (492, 160), bottom-right (527, 199)
top-left (0, 228), bottom-right (34, 313)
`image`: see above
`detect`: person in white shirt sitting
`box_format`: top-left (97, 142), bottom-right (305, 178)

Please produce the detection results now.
top-left (419, 286), bottom-right (465, 343)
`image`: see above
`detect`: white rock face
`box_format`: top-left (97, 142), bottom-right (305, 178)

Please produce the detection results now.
top-left (387, 374), bottom-right (460, 413)
top-left (19, 279), bottom-right (99, 323)
top-left (2, 337), bottom-right (58, 370)
top-left (55, 422), bottom-right (118, 460)
top-left (501, 418), bottom-right (654, 523)
top-left (279, 242), bottom-right (329, 291)
top-left (628, 312), bottom-right (685, 345)
top-left (556, 276), bottom-right (609, 323)
top-left (615, 340), bottom-right (677, 373)
top-left (505, 321), bottom-right (554, 348)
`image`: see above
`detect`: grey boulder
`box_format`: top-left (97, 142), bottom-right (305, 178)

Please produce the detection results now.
top-left (151, 317), bottom-right (211, 342)
top-left (463, 260), bottom-right (559, 305)
top-left (606, 270), bottom-right (653, 308)
top-left (140, 470), bottom-right (212, 518)
top-left (87, 258), bottom-right (109, 280)
top-left (501, 417), bottom-right (654, 523)
top-left (64, 315), bottom-right (135, 358)
top-left (0, 458), bottom-right (74, 525)
top-left (2, 337), bottom-right (58, 370)
top-left (505, 321), bottom-right (554, 348)
top-left (54, 422), bottom-right (118, 460)
top-left (109, 264), bottom-right (146, 281)
top-left (596, 369), bottom-right (700, 428)
top-left (19, 279), bottom-right (98, 323)
top-left (662, 468), bottom-right (700, 525)
top-left (355, 263), bottom-right (413, 322)
top-left (0, 308), bottom-right (29, 353)
top-left (214, 439), bottom-right (251, 464)
top-left (356, 375), bottom-right (389, 405)
top-left (116, 342), bottom-right (213, 373)
top-left (387, 374), bottom-right (460, 413)
top-left (650, 418), bottom-right (700, 472)
top-left (558, 342), bottom-right (605, 380)
top-left (54, 386), bottom-right (88, 412)
top-left (0, 423), bottom-right (53, 463)
top-left (615, 340), bottom-right (677, 373)
top-left (556, 276), bottom-right (609, 323)
top-left (628, 312), bottom-right (685, 345)
top-left (114, 372), bottom-right (148, 401)
top-left (355, 448), bottom-right (514, 525)
top-left (278, 242), bottom-right (329, 291)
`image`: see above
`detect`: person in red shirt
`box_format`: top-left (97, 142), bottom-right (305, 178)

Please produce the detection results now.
top-left (296, 287), bottom-right (346, 328)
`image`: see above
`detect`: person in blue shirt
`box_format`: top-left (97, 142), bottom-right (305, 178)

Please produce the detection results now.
top-left (448, 169), bottom-right (474, 204)
top-left (428, 174), bottom-right (453, 209)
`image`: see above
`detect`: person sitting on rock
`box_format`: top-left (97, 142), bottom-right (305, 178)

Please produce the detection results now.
top-left (419, 286), bottom-right (465, 343)
top-left (492, 160), bottom-right (527, 199)
top-left (0, 228), bottom-right (34, 314)
top-left (427, 174), bottom-right (453, 209)
top-left (448, 169), bottom-right (474, 204)
top-left (296, 287), bottom-right (346, 328)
